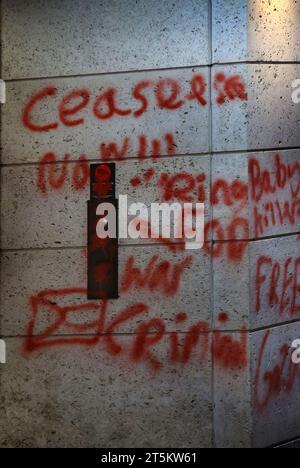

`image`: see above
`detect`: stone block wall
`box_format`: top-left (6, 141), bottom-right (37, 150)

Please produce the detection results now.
top-left (0, 0), bottom-right (299, 448)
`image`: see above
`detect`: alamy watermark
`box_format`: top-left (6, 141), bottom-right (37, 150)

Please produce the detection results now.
top-left (96, 195), bottom-right (205, 250)
top-left (0, 339), bottom-right (6, 364)
top-left (291, 339), bottom-right (300, 364)
top-left (292, 79), bottom-right (300, 104)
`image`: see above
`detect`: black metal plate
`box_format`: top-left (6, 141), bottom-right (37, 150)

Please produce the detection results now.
top-left (87, 163), bottom-right (118, 300)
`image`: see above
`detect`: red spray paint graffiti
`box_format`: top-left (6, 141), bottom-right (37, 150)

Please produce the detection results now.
top-left (37, 154), bottom-right (299, 263)
top-left (127, 154), bottom-right (299, 263)
top-left (214, 73), bottom-right (248, 105)
top-left (22, 86), bottom-right (59, 132)
top-left (100, 133), bottom-right (175, 161)
top-left (255, 255), bottom-right (300, 316)
top-left (37, 133), bottom-right (176, 195)
top-left (130, 167), bottom-right (249, 263)
top-left (23, 289), bottom-right (248, 374)
top-left (22, 74), bottom-right (209, 133)
top-left (249, 155), bottom-right (300, 237)
top-left (22, 72), bottom-right (247, 134)
top-left (213, 328), bottom-right (248, 370)
top-left (212, 312), bottom-right (248, 370)
top-left (120, 255), bottom-right (193, 297)
top-left (37, 152), bottom-right (89, 194)
top-left (157, 172), bottom-right (207, 203)
top-left (249, 155), bottom-right (300, 203)
top-left (254, 330), bottom-right (300, 412)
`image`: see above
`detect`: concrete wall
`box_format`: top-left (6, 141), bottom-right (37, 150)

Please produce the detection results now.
top-left (0, 0), bottom-right (299, 448)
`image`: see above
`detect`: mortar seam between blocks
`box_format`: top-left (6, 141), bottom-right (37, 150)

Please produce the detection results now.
top-left (3, 60), bottom-right (300, 83)
top-left (2, 316), bottom-right (300, 339)
top-left (1, 230), bottom-right (299, 253)
top-left (2, 146), bottom-right (300, 168)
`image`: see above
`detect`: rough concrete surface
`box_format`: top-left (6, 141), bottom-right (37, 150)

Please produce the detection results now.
top-left (1, 0), bottom-right (299, 448)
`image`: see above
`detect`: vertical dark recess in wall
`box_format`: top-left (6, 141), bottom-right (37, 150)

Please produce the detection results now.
top-left (87, 163), bottom-right (119, 300)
